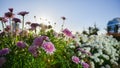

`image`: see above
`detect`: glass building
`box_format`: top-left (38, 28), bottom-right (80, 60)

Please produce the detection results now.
top-left (107, 18), bottom-right (120, 33)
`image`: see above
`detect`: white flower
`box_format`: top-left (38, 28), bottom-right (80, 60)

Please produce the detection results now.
top-left (94, 57), bottom-right (100, 63)
top-left (102, 54), bottom-right (109, 60)
top-left (99, 59), bottom-right (104, 65)
top-left (100, 66), bottom-right (105, 68)
top-left (105, 64), bottom-right (111, 68)
top-left (78, 51), bottom-right (82, 56)
top-left (90, 61), bottom-right (95, 68)
top-left (69, 44), bottom-right (75, 49)
top-left (110, 59), bottom-right (118, 65)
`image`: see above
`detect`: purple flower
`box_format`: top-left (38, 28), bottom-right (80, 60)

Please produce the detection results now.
top-left (16, 41), bottom-right (26, 48)
top-left (42, 42), bottom-right (56, 54)
top-left (4, 12), bottom-right (14, 18)
top-left (61, 16), bottom-right (66, 20)
top-left (0, 17), bottom-right (8, 23)
top-left (9, 8), bottom-right (13, 13)
top-left (12, 18), bottom-right (21, 23)
top-left (5, 25), bottom-right (11, 32)
top-left (18, 11), bottom-right (29, 16)
top-left (72, 56), bottom-right (80, 64)
top-left (82, 62), bottom-right (89, 68)
top-left (0, 57), bottom-right (6, 67)
top-left (33, 36), bottom-right (49, 47)
top-left (62, 28), bottom-right (73, 37)
top-left (26, 21), bottom-right (31, 25)
top-left (0, 48), bottom-right (10, 56)
top-left (31, 23), bottom-right (40, 28)
top-left (28, 45), bottom-right (39, 57)
top-left (77, 48), bottom-right (91, 56)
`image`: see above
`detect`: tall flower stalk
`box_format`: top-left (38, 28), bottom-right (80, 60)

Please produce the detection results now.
top-left (18, 11), bottom-right (29, 30)
top-left (61, 16), bottom-right (66, 31)
top-left (0, 17), bottom-right (8, 31)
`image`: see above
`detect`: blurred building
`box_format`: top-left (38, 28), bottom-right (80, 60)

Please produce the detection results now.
top-left (107, 17), bottom-right (120, 41)
top-left (107, 18), bottom-right (120, 33)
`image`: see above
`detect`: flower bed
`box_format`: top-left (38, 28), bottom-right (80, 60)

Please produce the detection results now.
top-left (0, 8), bottom-right (120, 68)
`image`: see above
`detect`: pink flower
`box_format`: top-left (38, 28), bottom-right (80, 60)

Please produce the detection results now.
top-left (4, 25), bottom-right (11, 32)
top-left (0, 17), bottom-right (8, 23)
top-left (18, 11), bottom-right (29, 16)
top-left (12, 18), bottom-right (21, 23)
top-left (28, 45), bottom-right (39, 57)
top-left (30, 23), bottom-right (40, 30)
top-left (82, 62), bottom-right (89, 68)
top-left (9, 8), bottom-right (13, 13)
top-left (42, 42), bottom-right (56, 54)
top-left (26, 21), bottom-right (31, 25)
top-left (16, 41), bottom-right (26, 48)
top-left (0, 48), bottom-right (10, 56)
top-left (72, 56), bottom-right (80, 64)
top-left (33, 36), bottom-right (49, 47)
top-left (62, 28), bottom-right (73, 37)
top-left (4, 12), bottom-right (14, 18)
top-left (0, 57), bottom-right (6, 67)
top-left (61, 16), bottom-right (66, 20)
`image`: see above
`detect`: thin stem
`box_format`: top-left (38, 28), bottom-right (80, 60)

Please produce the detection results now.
top-left (1, 22), bottom-right (4, 31)
top-left (22, 16), bottom-right (24, 30)
top-left (61, 20), bottom-right (65, 31)
top-left (9, 18), bottom-right (12, 34)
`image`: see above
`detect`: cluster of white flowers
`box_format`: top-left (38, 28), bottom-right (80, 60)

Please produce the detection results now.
top-left (70, 33), bottom-right (120, 67)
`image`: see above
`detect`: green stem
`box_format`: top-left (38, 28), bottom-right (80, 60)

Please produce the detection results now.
top-left (1, 22), bottom-right (4, 31)
top-left (9, 18), bottom-right (13, 35)
top-left (61, 20), bottom-right (65, 31)
top-left (22, 16), bottom-right (24, 30)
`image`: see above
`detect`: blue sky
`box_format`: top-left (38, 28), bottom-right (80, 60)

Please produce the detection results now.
top-left (0, 0), bottom-right (120, 33)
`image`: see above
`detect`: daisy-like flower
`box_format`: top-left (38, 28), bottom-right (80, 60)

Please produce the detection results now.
top-left (42, 42), bottom-right (56, 54)
top-left (62, 28), bottom-right (73, 37)
top-left (0, 48), bottom-right (10, 56)
top-left (16, 41), bottom-right (26, 48)
top-left (18, 11), bottom-right (29, 16)
top-left (72, 56), bottom-right (80, 64)
top-left (12, 18), bottom-right (21, 23)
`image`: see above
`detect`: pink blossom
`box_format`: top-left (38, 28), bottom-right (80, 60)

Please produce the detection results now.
top-left (62, 28), bottom-right (73, 37)
top-left (4, 25), bottom-right (11, 32)
top-left (33, 36), bottom-right (49, 47)
top-left (82, 62), bottom-right (89, 68)
top-left (42, 42), bottom-right (56, 54)
top-left (72, 56), bottom-right (80, 64)
top-left (28, 45), bottom-right (39, 57)
top-left (16, 41), bottom-right (26, 48)
top-left (0, 48), bottom-right (10, 56)
top-left (18, 11), bottom-right (29, 16)
top-left (61, 16), bottom-right (66, 20)
top-left (0, 17), bottom-right (8, 23)
top-left (12, 18), bottom-right (21, 23)
top-left (9, 8), bottom-right (13, 13)
top-left (26, 21), bottom-right (31, 25)
top-left (4, 12), bottom-right (14, 18)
